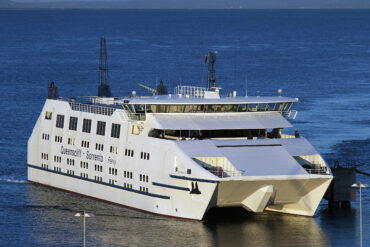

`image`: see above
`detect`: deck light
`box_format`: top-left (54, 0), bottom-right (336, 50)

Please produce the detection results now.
top-left (352, 183), bottom-right (368, 247)
top-left (278, 89), bottom-right (282, 97)
top-left (75, 211), bottom-right (95, 247)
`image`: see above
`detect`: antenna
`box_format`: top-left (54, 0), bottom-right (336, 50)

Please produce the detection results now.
top-left (155, 76), bottom-right (158, 95)
top-left (98, 36), bottom-right (112, 97)
top-left (207, 50), bottom-right (217, 89)
top-left (245, 75), bottom-right (248, 98)
top-left (201, 54), bottom-right (206, 85)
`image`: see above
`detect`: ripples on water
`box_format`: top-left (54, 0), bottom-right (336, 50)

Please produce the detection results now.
top-left (6, 184), bottom-right (327, 247)
top-left (0, 9), bottom-right (369, 246)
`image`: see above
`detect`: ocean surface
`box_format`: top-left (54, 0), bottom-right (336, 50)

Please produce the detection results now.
top-left (0, 9), bottom-right (369, 246)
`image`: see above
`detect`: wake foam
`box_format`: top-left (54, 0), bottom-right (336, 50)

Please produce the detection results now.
top-left (0, 176), bottom-right (27, 184)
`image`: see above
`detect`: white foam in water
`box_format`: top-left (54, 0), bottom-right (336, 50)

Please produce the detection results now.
top-left (0, 175), bottom-right (27, 184)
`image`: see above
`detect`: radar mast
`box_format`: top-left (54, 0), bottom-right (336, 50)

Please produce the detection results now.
top-left (207, 51), bottom-right (217, 89)
top-left (98, 36), bottom-right (112, 97)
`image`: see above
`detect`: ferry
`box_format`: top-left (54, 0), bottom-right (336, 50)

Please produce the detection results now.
top-left (27, 40), bottom-right (333, 220)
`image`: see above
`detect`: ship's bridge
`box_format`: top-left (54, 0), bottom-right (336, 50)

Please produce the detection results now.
top-left (113, 95), bottom-right (298, 139)
top-left (115, 95), bottom-right (298, 117)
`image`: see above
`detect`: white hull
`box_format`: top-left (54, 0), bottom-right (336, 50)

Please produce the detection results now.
top-left (28, 165), bottom-right (218, 220)
top-left (28, 97), bottom-right (333, 220)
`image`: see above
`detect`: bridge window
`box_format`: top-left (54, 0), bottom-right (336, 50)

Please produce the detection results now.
top-left (149, 128), bottom-right (268, 139)
top-left (140, 103), bottom-right (292, 114)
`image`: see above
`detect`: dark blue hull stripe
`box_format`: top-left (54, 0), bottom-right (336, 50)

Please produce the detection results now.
top-left (27, 164), bottom-right (170, 200)
top-left (169, 174), bottom-right (219, 183)
top-left (152, 182), bottom-right (190, 191)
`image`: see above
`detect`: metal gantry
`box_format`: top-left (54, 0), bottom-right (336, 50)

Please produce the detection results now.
top-left (207, 51), bottom-right (217, 89)
top-left (98, 35), bottom-right (112, 97)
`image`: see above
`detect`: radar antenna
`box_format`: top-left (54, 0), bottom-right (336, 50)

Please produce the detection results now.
top-left (98, 36), bottom-right (112, 97)
top-left (206, 51), bottom-right (217, 89)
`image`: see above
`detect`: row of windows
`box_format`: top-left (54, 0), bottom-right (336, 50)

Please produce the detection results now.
top-left (110, 146), bottom-right (118, 154)
top-left (41, 153), bottom-right (49, 160)
top-left (142, 102), bottom-right (292, 113)
top-left (54, 155), bottom-right (61, 163)
top-left (67, 158), bottom-right (75, 166)
top-left (109, 167), bottom-right (118, 175)
top-left (124, 183), bottom-right (132, 189)
top-left (42, 133), bottom-right (50, 140)
top-left (140, 152), bottom-right (150, 160)
top-left (81, 140), bottom-right (89, 148)
top-left (39, 164), bottom-right (151, 192)
top-left (80, 161), bottom-right (89, 169)
top-left (55, 136), bottom-right (63, 143)
top-left (124, 171), bottom-right (133, 179)
top-left (53, 136), bottom-right (101, 151)
top-left (95, 164), bottom-right (103, 172)
top-left (56, 114), bottom-right (121, 138)
top-left (125, 149), bottom-right (134, 157)
top-left (68, 137), bottom-right (75, 145)
top-left (140, 174), bottom-right (149, 183)
top-left (67, 169), bottom-right (75, 175)
top-left (139, 186), bottom-right (149, 193)
top-left (96, 143), bottom-right (104, 151)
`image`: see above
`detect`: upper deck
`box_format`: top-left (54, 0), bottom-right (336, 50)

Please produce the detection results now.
top-left (62, 85), bottom-right (299, 121)
top-left (116, 95), bottom-right (298, 105)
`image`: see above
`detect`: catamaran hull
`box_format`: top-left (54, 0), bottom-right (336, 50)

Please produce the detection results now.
top-left (215, 175), bottom-right (332, 216)
top-left (28, 164), bottom-right (331, 219)
top-left (27, 165), bottom-right (219, 220)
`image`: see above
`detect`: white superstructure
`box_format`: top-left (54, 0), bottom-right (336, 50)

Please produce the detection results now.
top-left (28, 86), bottom-right (333, 220)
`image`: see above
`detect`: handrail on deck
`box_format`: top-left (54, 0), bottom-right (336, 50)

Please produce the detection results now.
top-left (126, 113), bottom-right (146, 121)
top-left (68, 101), bottom-right (116, 116)
top-left (205, 167), bottom-right (244, 178)
top-left (174, 85), bottom-right (208, 98)
top-left (305, 167), bottom-right (329, 175)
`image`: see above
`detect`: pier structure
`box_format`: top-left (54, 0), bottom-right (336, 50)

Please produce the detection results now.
top-left (324, 160), bottom-right (369, 209)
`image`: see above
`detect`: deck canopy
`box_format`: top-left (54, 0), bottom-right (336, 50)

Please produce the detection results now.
top-left (219, 145), bottom-right (308, 176)
top-left (148, 112), bottom-right (292, 130)
top-left (175, 139), bottom-right (309, 176)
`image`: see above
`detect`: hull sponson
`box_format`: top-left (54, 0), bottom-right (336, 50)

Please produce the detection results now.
top-left (27, 165), bottom-right (218, 220)
top-left (216, 175), bottom-right (332, 216)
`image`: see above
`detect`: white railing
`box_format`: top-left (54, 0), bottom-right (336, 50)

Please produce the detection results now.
top-left (69, 102), bottom-right (116, 116)
top-left (126, 113), bottom-right (146, 121)
top-left (305, 168), bottom-right (329, 175)
top-left (285, 110), bottom-right (298, 119)
top-left (174, 85), bottom-right (208, 98)
top-left (206, 168), bottom-right (244, 178)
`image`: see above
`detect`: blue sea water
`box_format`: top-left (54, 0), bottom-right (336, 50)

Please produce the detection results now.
top-left (0, 9), bottom-right (369, 246)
